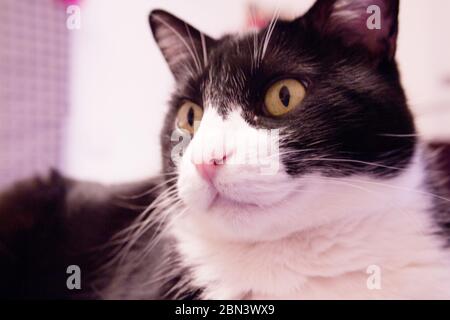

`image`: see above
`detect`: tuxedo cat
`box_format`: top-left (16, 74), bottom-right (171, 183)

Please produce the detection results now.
top-left (1, 0), bottom-right (450, 299)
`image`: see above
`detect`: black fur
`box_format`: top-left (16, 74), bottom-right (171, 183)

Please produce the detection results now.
top-left (152, 0), bottom-right (416, 181)
top-left (427, 143), bottom-right (450, 245)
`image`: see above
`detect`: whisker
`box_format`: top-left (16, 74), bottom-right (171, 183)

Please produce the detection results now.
top-left (377, 133), bottom-right (421, 138)
top-left (330, 176), bottom-right (450, 204)
top-left (99, 185), bottom-right (179, 252)
top-left (283, 156), bottom-right (407, 171)
top-left (184, 23), bottom-right (202, 72)
top-left (260, 6), bottom-right (280, 63)
top-left (152, 15), bottom-right (202, 73)
top-left (107, 196), bottom-right (184, 274)
top-left (135, 206), bottom-right (187, 266)
top-left (115, 175), bottom-right (178, 200)
top-left (200, 32), bottom-right (208, 67)
top-left (248, 6), bottom-right (259, 72)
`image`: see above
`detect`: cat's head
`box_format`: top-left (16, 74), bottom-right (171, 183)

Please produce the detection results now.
top-left (149, 0), bottom-right (416, 242)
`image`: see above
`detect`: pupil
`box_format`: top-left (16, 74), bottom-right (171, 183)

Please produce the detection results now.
top-left (279, 86), bottom-right (290, 107)
top-left (187, 107), bottom-right (195, 127)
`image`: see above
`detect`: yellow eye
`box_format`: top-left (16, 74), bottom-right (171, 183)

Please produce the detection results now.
top-left (264, 79), bottom-right (306, 116)
top-left (176, 101), bottom-right (203, 134)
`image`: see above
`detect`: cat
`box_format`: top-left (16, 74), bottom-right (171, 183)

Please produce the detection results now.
top-left (1, 0), bottom-right (450, 300)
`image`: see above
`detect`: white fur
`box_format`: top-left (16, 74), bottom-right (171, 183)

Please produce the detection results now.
top-left (172, 108), bottom-right (450, 299)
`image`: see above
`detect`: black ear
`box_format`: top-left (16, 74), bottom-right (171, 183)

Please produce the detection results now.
top-left (304, 0), bottom-right (399, 59)
top-left (149, 10), bottom-right (216, 80)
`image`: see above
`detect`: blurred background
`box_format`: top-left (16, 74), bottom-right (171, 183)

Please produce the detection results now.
top-left (0, 0), bottom-right (449, 189)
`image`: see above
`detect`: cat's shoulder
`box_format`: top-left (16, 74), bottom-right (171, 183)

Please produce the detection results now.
top-left (0, 170), bottom-right (163, 298)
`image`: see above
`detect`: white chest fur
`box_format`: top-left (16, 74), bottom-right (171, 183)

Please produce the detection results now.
top-left (171, 155), bottom-right (450, 299)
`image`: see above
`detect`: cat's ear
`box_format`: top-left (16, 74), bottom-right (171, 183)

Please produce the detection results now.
top-left (149, 10), bottom-right (216, 80)
top-left (303, 0), bottom-right (399, 59)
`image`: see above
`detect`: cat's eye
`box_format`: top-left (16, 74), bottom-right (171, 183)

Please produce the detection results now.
top-left (176, 101), bottom-right (203, 134)
top-left (264, 79), bottom-right (306, 116)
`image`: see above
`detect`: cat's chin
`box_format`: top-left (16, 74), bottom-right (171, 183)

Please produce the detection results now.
top-left (178, 198), bottom-right (302, 243)
top-left (208, 192), bottom-right (262, 211)
top-left (177, 184), bottom-right (306, 242)
top-left (179, 188), bottom-right (271, 217)
top-left (177, 171), bottom-right (296, 215)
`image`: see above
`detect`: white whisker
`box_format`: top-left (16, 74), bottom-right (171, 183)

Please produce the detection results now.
top-left (184, 23), bottom-right (202, 72)
top-left (152, 15), bottom-right (202, 73)
top-left (200, 32), bottom-right (208, 67)
top-left (261, 7), bottom-right (280, 63)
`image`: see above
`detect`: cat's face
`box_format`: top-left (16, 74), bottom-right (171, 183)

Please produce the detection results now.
top-left (150, 0), bottom-right (416, 241)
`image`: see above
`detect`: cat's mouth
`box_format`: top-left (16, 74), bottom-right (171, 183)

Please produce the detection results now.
top-left (206, 182), bottom-right (298, 212)
top-left (208, 190), bottom-right (261, 211)
top-left (194, 170), bottom-right (299, 213)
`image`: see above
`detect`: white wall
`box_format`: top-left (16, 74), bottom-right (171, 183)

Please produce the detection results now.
top-left (64, 0), bottom-right (450, 184)
top-left (397, 1), bottom-right (450, 140)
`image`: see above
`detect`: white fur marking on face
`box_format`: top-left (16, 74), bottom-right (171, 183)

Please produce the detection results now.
top-left (176, 107), bottom-right (288, 222)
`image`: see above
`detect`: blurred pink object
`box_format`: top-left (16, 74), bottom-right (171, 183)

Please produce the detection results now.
top-left (245, 3), bottom-right (291, 30)
top-left (58, 0), bottom-right (81, 5)
top-left (246, 4), bottom-right (269, 29)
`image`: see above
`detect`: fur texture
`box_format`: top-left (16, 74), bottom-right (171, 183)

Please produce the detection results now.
top-left (1, 0), bottom-right (450, 300)
top-left (148, 0), bottom-right (450, 299)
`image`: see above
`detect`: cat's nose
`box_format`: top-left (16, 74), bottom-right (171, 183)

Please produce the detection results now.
top-left (195, 156), bottom-right (227, 181)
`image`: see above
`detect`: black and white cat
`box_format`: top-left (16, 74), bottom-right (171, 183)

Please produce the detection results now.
top-left (1, 0), bottom-right (450, 300)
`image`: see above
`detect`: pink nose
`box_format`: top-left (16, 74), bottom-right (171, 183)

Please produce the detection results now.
top-left (195, 156), bottom-right (226, 181)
